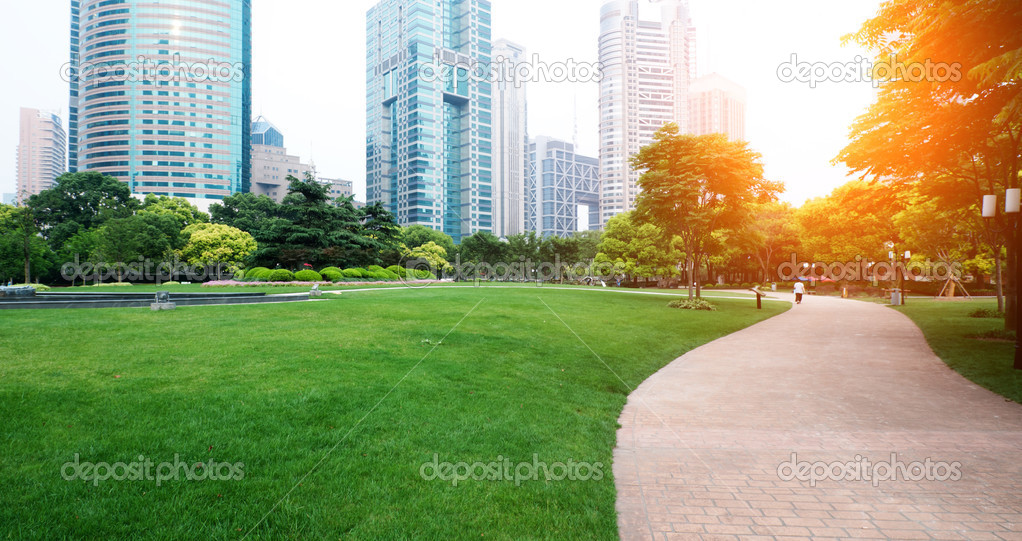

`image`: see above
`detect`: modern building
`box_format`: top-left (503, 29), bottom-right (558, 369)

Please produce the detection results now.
top-left (491, 39), bottom-right (528, 238)
top-left (366, 0), bottom-right (494, 242)
top-left (2, 193), bottom-right (17, 206)
top-left (250, 117), bottom-right (313, 203)
top-left (320, 177), bottom-right (354, 201)
top-left (16, 108), bottom-right (67, 203)
top-left (526, 136), bottom-right (600, 238)
top-left (69, 0), bottom-right (252, 212)
top-left (689, 73), bottom-right (747, 141)
top-left (598, 0), bottom-right (695, 226)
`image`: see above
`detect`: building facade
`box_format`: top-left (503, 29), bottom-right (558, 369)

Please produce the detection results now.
top-left (598, 0), bottom-right (695, 226)
top-left (16, 108), bottom-right (67, 203)
top-left (689, 73), bottom-right (747, 141)
top-left (69, 0), bottom-right (252, 211)
top-left (526, 136), bottom-right (600, 238)
top-left (491, 39), bottom-right (527, 238)
top-left (250, 117), bottom-right (313, 203)
top-left (366, 0), bottom-right (493, 242)
top-left (320, 177), bottom-right (354, 201)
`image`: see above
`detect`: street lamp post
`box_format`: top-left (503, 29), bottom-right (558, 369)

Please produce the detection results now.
top-left (982, 189), bottom-right (1022, 370)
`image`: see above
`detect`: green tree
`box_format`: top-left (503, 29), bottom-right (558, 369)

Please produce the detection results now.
top-left (0, 204), bottom-right (52, 284)
top-left (631, 125), bottom-right (781, 298)
top-left (180, 223), bottom-right (257, 280)
top-left (140, 195), bottom-right (210, 227)
top-left (458, 231), bottom-right (508, 266)
top-left (401, 225), bottom-right (456, 255)
top-left (28, 171), bottom-right (139, 248)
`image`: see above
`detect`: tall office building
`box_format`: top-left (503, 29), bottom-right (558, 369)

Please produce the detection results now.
top-left (366, 0), bottom-right (493, 242)
top-left (526, 136), bottom-right (600, 238)
top-left (250, 117), bottom-right (313, 203)
top-left (69, 0), bottom-right (252, 211)
top-left (689, 73), bottom-right (747, 141)
top-left (16, 108), bottom-right (67, 203)
top-left (491, 39), bottom-right (527, 238)
top-left (598, 0), bottom-right (695, 226)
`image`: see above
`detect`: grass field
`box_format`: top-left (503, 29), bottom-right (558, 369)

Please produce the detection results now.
top-left (894, 299), bottom-right (1022, 403)
top-left (0, 287), bottom-right (785, 540)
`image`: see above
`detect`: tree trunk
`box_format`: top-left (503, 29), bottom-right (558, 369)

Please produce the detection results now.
top-left (995, 248), bottom-right (1004, 313)
top-left (22, 234), bottom-right (31, 284)
top-left (1007, 235), bottom-right (1017, 332)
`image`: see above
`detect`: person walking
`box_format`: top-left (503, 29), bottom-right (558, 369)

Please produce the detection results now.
top-left (793, 281), bottom-right (806, 305)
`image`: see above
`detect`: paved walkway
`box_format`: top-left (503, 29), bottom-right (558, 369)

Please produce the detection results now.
top-left (614, 294), bottom-right (1022, 541)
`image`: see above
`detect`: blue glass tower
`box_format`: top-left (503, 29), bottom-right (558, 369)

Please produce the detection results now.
top-left (366, 0), bottom-right (493, 242)
top-left (69, 0), bottom-right (252, 208)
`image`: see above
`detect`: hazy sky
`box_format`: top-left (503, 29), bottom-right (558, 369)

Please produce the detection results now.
top-left (0, 0), bottom-right (882, 206)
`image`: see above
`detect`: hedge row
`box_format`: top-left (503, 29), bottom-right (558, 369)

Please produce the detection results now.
top-left (238, 266), bottom-right (435, 283)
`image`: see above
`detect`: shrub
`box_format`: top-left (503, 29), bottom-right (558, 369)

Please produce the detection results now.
top-left (93, 282), bottom-right (133, 287)
top-left (414, 269), bottom-right (436, 280)
top-left (387, 265), bottom-right (408, 279)
top-left (668, 298), bottom-right (718, 311)
top-left (294, 270), bottom-right (323, 282)
top-left (703, 283), bottom-right (716, 289)
top-left (245, 267), bottom-right (270, 281)
top-left (343, 268), bottom-right (367, 278)
top-left (320, 269), bottom-right (343, 282)
top-left (367, 270), bottom-right (391, 281)
top-left (367, 265), bottom-right (386, 273)
top-left (320, 266), bottom-right (343, 276)
top-left (739, 282), bottom-right (752, 289)
top-left (162, 281), bottom-right (181, 286)
top-left (268, 269), bottom-right (295, 282)
top-left (11, 284), bottom-right (52, 291)
top-left (969, 308), bottom-right (1004, 319)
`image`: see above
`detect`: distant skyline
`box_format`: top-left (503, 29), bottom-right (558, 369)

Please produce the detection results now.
top-left (0, 0), bottom-right (882, 208)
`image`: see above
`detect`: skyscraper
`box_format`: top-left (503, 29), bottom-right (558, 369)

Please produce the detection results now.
top-left (69, 0), bottom-right (252, 211)
top-left (598, 0), bottom-right (695, 226)
top-left (16, 108), bottom-right (67, 203)
top-left (526, 136), bottom-right (600, 238)
top-left (366, 0), bottom-right (493, 242)
top-left (689, 73), bottom-right (747, 141)
top-left (491, 39), bottom-right (527, 238)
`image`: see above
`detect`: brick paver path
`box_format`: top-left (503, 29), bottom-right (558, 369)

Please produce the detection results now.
top-left (614, 295), bottom-right (1022, 540)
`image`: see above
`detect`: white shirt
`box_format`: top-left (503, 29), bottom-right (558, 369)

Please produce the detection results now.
top-left (793, 282), bottom-right (806, 294)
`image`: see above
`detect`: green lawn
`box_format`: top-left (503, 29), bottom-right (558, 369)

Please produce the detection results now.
top-left (894, 299), bottom-right (1022, 403)
top-left (0, 287), bottom-right (785, 540)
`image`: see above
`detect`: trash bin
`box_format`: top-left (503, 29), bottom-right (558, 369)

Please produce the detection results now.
top-left (890, 289), bottom-right (902, 305)
top-left (771, 283), bottom-right (777, 291)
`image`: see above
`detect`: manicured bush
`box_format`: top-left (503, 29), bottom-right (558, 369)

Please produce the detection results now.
top-left (320, 267), bottom-right (343, 276)
top-left (413, 269), bottom-right (436, 280)
top-left (12, 284), bottom-right (52, 291)
top-left (245, 267), bottom-right (270, 281)
top-left (387, 265), bottom-right (408, 279)
top-left (320, 269), bottom-right (343, 282)
top-left (739, 282), bottom-right (752, 289)
top-left (343, 268), bottom-right (367, 278)
top-left (294, 270), bottom-right (323, 282)
top-left (703, 283), bottom-right (716, 289)
top-left (668, 298), bottom-right (718, 311)
top-left (268, 269), bottom-right (295, 282)
top-left (367, 265), bottom-right (386, 273)
top-left (367, 271), bottom-right (391, 281)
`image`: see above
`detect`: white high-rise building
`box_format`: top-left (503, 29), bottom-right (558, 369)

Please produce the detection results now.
top-left (598, 0), bottom-right (695, 226)
top-left (17, 108), bottom-right (67, 203)
top-left (689, 73), bottom-right (747, 141)
top-left (492, 39), bottom-right (528, 238)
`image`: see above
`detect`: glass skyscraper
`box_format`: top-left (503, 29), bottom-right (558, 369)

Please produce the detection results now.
top-left (69, 0), bottom-right (252, 210)
top-left (366, 0), bottom-right (493, 242)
